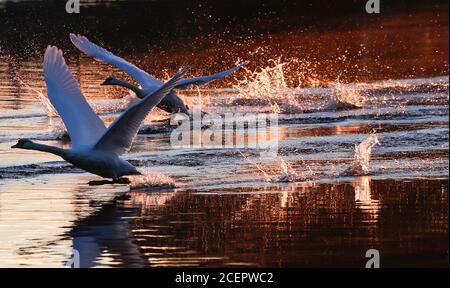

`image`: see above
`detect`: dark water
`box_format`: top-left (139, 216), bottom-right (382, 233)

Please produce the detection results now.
top-left (104, 178), bottom-right (448, 268)
top-left (0, 0), bottom-right (448, 267)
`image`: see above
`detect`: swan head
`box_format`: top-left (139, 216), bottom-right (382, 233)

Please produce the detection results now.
top-left (11, 138), bottom-right (33, 149)
top-left (170, 92), bottom-right (190, 115)
top-left (101, 75), bottom-right (118, 86)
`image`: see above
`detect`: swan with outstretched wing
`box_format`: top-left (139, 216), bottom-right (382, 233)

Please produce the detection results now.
top-left (70, 33), bottom-right (247, 115)
top-left (11, 46), bottom-right (188, 181)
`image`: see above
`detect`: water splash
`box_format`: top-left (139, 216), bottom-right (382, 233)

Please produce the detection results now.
top-left (345, 133), bottom-right (380, 176)
top-left (35, 89), bottom-right (59, 117)
top-left (90, 100), bottom-right (126, 115)
top-left (231, 59), bottom-right (448, 115)
top-left (277, 158), bottom-right (299, 182)
top-left (233, 58), bottom-right (303, 113)
top-left (238, 151), bottom-right (272, 181)
top-left (231, 58), bottom-right (371, 114)
top-left (18, 79), bottom-right (58, 117)
top-left (324, 78), bottom-right (366, 111)
top-left (272, 157), bottom-right (316, 183)
top-left (128, 169), bottom-right (176, 190)
top-left (121, 92), bottom-right (139, 109)
top-left (48, 117), bottom-right (68, 140)
top-left (17, 78), bottom-right (72, 138)
top-left (188, 87), bottom-right (212, 113)
top-left (239, 152), bottom-right (315, 183)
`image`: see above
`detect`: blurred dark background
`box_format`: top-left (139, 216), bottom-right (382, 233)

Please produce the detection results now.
top-left (0, 0), bottom-right (447, 55)
top-left (0, 0), bottom-right (448, 84)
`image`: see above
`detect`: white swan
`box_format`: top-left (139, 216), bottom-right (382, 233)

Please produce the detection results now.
top-left (70, 33), bottom-right (247, 115)
top-left (11, 46), bottom-right (188, 181)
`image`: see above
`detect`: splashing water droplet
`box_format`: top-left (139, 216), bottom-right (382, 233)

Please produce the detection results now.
top-left (128, 169), bottom-right (176, 190)
top-left (18, 78), bottom-right (58, 117)
top-left (325, 78), bottom-right (366, 111)
top-left (239, 151), bottom-right (315, 183)
top-left (120, 92), bottom-right (139, 110)
top-left (232, 58), bottom-right (305, 113)
top-left (277, 158), bottom-right (298, 182)
top-left (35, 89), bottom-right (59, 117)
top-left (346, 133), bottom-right (380, 176)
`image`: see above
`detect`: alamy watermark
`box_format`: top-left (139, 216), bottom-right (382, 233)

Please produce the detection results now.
top-left (365, 0), bottom-right (380, 14)
top-left (170, 106), bottom-right (279, 159)
top-left (365, 249), bottom-right (380, 268)
top-left (66, 0), bottom-right (380, 15)
top-left (66, 0), bottom-right (80, 14)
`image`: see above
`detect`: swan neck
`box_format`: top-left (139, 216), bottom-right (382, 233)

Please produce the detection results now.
top-left (27, 142), bottom-right (68, 158)
top-left (113, 79), bottom-right (141, 94)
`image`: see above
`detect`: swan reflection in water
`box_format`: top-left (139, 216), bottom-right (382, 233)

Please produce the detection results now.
top-left (69, 190), bottom-right (177, 268)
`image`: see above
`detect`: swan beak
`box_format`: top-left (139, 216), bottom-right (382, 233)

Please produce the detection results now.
top-left (11, 143), bottom-right (19, 148)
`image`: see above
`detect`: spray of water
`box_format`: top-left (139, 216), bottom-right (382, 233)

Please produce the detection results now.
top-left (325, 78), bottom-right (366, 111)
top-left (18, 79), bottom-right (58, 117)
top-left (233, 58), bottom-right (304, 113)
top-left (231, 56), bottom-right (449, 115)
top-left (239, 151), bottom-right (315, 183)
top-left (232, 58), bottom-right (372, 113)
top-left (345, 132), bottom-right (380, 176)
top-left (277, 158), bottom-right (299, 182)
top-left (128, 168), bottom-right (176, 189)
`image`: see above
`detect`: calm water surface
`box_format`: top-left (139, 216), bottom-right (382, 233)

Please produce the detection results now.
top-left (0, 1), bottom-right (448, 267)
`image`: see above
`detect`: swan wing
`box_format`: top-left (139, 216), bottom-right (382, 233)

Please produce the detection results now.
top-left (70, 33), bottom-right (161, 89)
top-left (44, 46), bottom-right (106, 147)
top-left (174, 61), bottom-right (248, 89)
top-left (94, 67), bottom-right (189, 155)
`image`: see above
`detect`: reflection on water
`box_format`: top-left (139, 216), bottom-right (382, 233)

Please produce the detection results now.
top-left (70, 202), bottom-right (145, 268)
top-left (63, 178), bottom-right (447, 268)
top-left (1, 176), bottom-right (447, 267)
top-left (0, 174), bottom-right (128, 267)
top-left (353, 176), bottom-right (375, 207)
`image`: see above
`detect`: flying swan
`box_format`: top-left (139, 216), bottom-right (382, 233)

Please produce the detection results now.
top-left (70, 33), bottom-right (247, 115)
top-left (11, 46), bottom-right (188, 181)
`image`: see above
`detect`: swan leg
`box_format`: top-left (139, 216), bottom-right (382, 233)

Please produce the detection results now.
top-left (112, 177), bottom-right (131, 184)
top-left (114, 193), bottom-right (131, 201)
top-left (88, 179), bottom-right (112, 186)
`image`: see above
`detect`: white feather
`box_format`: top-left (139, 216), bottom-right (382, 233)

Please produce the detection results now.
top-left (70, 33), bottom-right (161, 89)
top-left (24, 46), bottom-right (189, 179)
top-left (70, 33), bottom-right (247, 91)
top-left (44, 46), bottom-right (106, 147)
top-left (94, 67), bottom-right (190, 155)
